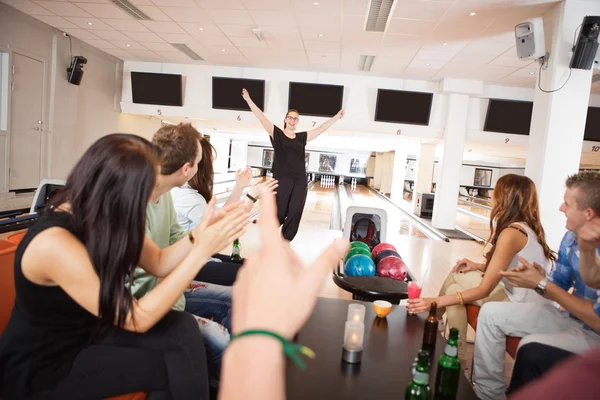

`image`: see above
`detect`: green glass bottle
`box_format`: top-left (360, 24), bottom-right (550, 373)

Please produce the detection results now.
top-left (405, 350), bottom-right (432, 400)
top-left (231, 239), bottom-right (242, 261)
top-left (434, 328), bottom-right (461, 400)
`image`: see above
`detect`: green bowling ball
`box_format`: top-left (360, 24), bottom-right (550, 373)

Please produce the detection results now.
top-left (350, 241), bottom-right (371, 252)
top-left (345, 247), bottom-right (372, 263)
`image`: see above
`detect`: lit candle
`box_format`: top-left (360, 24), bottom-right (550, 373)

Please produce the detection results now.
top-left (347, 303), bottom-right (366, 323)
top-left (343, 320), bottom-right (365, 352)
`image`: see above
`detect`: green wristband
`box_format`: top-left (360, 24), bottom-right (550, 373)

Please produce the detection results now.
top-left (230, 329), bottom-right (315, 371)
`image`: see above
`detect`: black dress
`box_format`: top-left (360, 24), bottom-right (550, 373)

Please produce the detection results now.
top-left (270, 126), bottom-right (308, 241)
top-left (0, 210), bottom-right (210, 399)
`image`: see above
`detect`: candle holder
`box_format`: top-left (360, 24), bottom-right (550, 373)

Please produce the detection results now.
top-left (347, 303), bottom-right (366, 323)
top-left (342, 320), bottom-right (364, 364)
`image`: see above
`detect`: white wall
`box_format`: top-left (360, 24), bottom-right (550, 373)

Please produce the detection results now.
top-left (121, 61), bottom-right (445, 142)
top-left (246, 145), bottom-right (375, 177)
top-left (407, 159), bottom-right (524, 189)
top-left (0, 3), bottom-right (127, 190)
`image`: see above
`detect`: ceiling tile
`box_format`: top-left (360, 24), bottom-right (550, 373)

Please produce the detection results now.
top-left (296, 14), bottom-right (341, 29)
top-left (65, 17), bottom-right (115, 30)
top-left (126, 49), bottom-right (165, 61)
top-left (377, 47), bottom-right (420, 60)
top-left (69, 0), bottom-right (111, 3)
top-left (154, 50), bottom-right (195, 62)
top-left (303, 40), bottom-right (340, 52)
top-left (343, 0), bottom-right (368, 15)
top-left (307, 51), bottom-right (340, 62)
top-left (151, 0), bottom-right (198, 6)
top-left (197, 0), bottom-right (247, 9)
top-left (125, 31), bottom-right (165, 42)
top-left (343, 15), bottom-right (367, 33)
top-left (157, 33), bottom-right (200, 44)
top-left (179, 22), bottom-right (223, 36)
top-left (488, 54), bottom-right (532, 68)
top-left (433, 67), bottom-right (479, 79)
top-left (81, 38), bottom-right (119, 49)
top-left (265, 38), bottom-right (304, 50)
top-left (229, 37), bottom-right (268, 48)
top-left (249, 10), bottom-right (296, 26)
top-left (205, 9), bottom-right (254, 25)
top-left (238, 46), bottom-right (272, 58)
top-left (135, 5), bottom-right (172, 21)
top-left (472, 65), bottom-right (518, 80)
top-left (381, 33), bottom-right (424, 48)
top-left (342, 32), bottom-right (383, 48)
top-left (300, 26), bottom-right (341, 41)
top-left (34, 15), bottom-right (80, 28)
top-left (408, 59), bottom-right (447, 69)
top-left (206, 45), bottom-right (242, 55)
top-left (387, 18), bottom-right (436, 36)
top-left (140, 21), bottom-right (186, 33)
top-left (33, 1), bottom-right (92, 17)
top-left (128, 0), bottom-right (154, 4)
top-left (103, 19), bottom-right (151, 32)
top-left (241, 0), bottom-right (290, 10)
top-left (402, 67), bottom-right (438, 79)
top-left (393, 0), bottom-right (452, 21)
top-left (2, 0), bottom-right (55, 16)
top-left (291, 0), bottom-right (340, 15)
top-left (62, 28), bottom-right (100, 40)
top-left (160, 6), bottom-right (212, 23)
top-left (103, 49), bottom-right (139, 60)
top-left (462, 40), bottom-right (514, 55)
top-left (195, 34), bottom-right (234, 46)
top-left (72, 3), bottom-right (133, 19)
top-left (218, 24), bottom-right (256, 38)
top-left (110, 40), bottom-right (147, 50)
top-left (139, 42), bottom-right (175, 51)
top-left (93, 30), bottom-right (133, 41)
top-left (413, 49), bottom-right (458, 62)
top-left (422, 39), bottom-right (468, 52)
top-left (261, 25), bottom-right (301, 40)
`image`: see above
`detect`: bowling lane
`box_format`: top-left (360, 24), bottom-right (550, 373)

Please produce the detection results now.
top-left (347, 184), bottom-right (429, 239)
top-left (456, 200), bottom-right (491, 240)
top-left (299, 181), bottom-right (337, 231)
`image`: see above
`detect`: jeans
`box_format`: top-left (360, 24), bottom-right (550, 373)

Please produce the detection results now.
top-left (184, 282), bottom-right (232, 388)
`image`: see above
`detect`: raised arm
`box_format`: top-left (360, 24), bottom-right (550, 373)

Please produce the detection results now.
top-left (242, 88), bottom-right (274, 137)
top-left (21, 206), bottom-right (247, 333)
top-left (306, 109), bottom-right (344, 142)
top-left (408, 228), bottom-right (526, 314)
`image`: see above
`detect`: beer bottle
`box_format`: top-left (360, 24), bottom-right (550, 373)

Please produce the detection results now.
top-left (231, 239), bottom-right (242, 261)
top-left (422, 302), bottom-right (438, 361)
top-left (405, 349), bottom-right (432, 400)
top-left (434, 328), bottom-right (460, 400)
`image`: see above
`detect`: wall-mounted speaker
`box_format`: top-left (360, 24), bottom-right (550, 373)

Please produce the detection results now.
top-left (67, 56), bottom-right (87, 85)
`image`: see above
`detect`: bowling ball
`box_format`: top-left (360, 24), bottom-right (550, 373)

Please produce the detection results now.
top-left (372, 243), bottom-right (398, 259)
top-left (374, 249), bottom-right (402, 266)
top-left (377, 257), bottom-right (408, 281)
top-left (350, 241), bottom-right (371, 252)
top-left (345, 247), bottom-right (372, 263)
top-left (345, 254), bottom-right (376, 277)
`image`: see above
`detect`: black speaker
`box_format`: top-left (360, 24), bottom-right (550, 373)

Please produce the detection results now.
top-left (570, 16), bottom-right (600, 70)
top-left (67, 56), bottom-right (87, 85)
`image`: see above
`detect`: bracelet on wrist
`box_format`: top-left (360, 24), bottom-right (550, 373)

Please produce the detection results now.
top-left (246, 193), bottom-right (258, 203)
top-left (230, 329), bottom-right (315, 370)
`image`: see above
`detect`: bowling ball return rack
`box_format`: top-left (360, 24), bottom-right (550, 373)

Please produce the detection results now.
top-left (333, 261), bottom-right (415, 305)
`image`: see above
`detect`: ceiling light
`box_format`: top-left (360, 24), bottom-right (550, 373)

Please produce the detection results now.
top-left (126, 44), bottom-right (131, 47)
top-left (529, 72), bottom-right (535, 75)
top-left (318, 33), bottom-right (324, 37)
top-left (221, 48), bottom-right (226, 52)
top-left (198, 27), bottom-right (204, 31)
top-left (252, 28), bottom-right (264, 42)
top-left (358, 55), bottom-right (375, 72)
top-left (425, 63), bottom-right (430, 66)
top-left (87, 22), bottom-right (93, 25)
top-left (313, 1), bottom-right (319, 5)
top-left (469, 12), bottom-right (476, 16)
top-left (443, 42), bottom-right (448, 46)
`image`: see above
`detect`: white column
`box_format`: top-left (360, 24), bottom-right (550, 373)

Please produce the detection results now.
top-left (390, 144), bottom-right (408, 203)
top-left (412, 143), bottom-right (436, 212)
top-left (525, 0), bottom-right (600, 250)
top-left (373, 152), bottom-right (384, 190)
top-left (431, 94), bottom-right (470, 229)
top-left (209, 135), bottom-right (231, 174)
top-left (229, 140), bottom-right (248, 171)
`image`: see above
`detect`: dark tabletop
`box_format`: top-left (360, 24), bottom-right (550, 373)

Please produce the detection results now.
top-left (286, 297), bottom-right (478, 400)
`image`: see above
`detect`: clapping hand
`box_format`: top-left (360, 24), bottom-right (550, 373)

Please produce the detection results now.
top-left (498, 257), bottom-right (546, 289)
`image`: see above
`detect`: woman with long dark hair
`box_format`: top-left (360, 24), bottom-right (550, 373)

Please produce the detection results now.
top-left (0, 134), bottom-right (247, 399)
top-left (407, 174), bottom-right (556, 363)
top-left (242, 88), bottom-right (344, 241)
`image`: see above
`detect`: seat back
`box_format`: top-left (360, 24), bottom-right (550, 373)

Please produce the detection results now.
top-left (465, 304), bottom-right (520, 358)
top-left (0, 240), bottom-right (18, 334)
top-left (6, 231), bottom-right (26, 245)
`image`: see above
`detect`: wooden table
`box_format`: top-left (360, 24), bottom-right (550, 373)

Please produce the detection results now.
top-left (286, 298), bottom-right (477, 399)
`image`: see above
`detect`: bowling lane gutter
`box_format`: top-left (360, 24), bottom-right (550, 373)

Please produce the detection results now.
top-left (351, 186), bottom-right (446, 241)
top-left (330, 182), bottom-right (342, 230)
